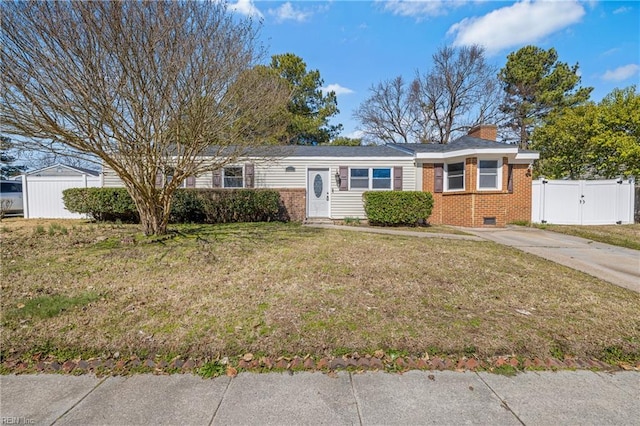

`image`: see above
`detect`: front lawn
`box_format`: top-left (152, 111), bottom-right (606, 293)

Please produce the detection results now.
top-left (535, 223), bottom-right (640, 250)
top-left (1, 219), bottom-right (639, 365)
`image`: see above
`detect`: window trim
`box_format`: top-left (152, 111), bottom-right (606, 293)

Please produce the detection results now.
top-left (222, 166), bottom-right (244, 188)
top-left (444, 161), bottom-right (465, 192)
top-left (348, 167), bottom-right (392, 191)
top-left (477, 158), bottom-right (502, 191)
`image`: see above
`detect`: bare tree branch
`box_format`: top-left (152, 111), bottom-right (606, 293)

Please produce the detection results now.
top-left (413, 45), bottom-right (502, 144)
top-left (353, 76), bottom-right (419, 144)
top-left (1, 1), bottom-right (290, 234)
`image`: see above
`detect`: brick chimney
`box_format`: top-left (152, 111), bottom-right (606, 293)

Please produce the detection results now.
top-left (468, 124), bottom-right (497, 141)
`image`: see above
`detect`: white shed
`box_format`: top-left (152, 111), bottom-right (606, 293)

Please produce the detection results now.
top-left (22, 164), bottom-right (102, 219)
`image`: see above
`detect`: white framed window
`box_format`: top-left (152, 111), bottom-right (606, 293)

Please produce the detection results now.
top-left (349, 167), bottom-right (392, 190)
top-left (223, 166), bottom-right (243, 188)
top-left (350, 168), bottom-right (369, 189)
top-left (477, 159), bottom-right (502, 190)
top-left (445, 162), bottom-right (465, 191)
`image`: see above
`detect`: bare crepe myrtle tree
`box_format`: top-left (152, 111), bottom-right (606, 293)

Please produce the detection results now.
top-left (1, 1), bottom-right (290, 235)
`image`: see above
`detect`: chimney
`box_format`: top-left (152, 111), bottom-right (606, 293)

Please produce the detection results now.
top-left (468, 124), bottom-right (497, 141)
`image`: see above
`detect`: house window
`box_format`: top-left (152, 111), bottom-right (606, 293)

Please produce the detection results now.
top-left (372, 168), bottom-right (391, 189)
top-left (446, 162), bottom-right (465, 191)
top-left (350, 168), bottom-right (369, 189)
top-left (478, 160), bottom-right (500, 190)
top-left (349, 167), bottom-right (392, 190)
top-left (223, 166), bottom-right (243, 188)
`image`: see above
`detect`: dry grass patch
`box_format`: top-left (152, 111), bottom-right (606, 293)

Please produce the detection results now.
top-left (535, 223), bottom-right (640, 250)
top-left (1, 219), bottom-right (639, 362)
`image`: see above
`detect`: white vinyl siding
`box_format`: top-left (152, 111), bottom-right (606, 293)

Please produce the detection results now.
top-left (102, 167), bottom-right (125, 187)
top-left (103, 157), bottom-right (417, 219)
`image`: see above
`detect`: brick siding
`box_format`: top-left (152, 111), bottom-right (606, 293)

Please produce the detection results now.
top-left (422, 158), bottom-right (532, 227)
top-left (467, 124), bottom-right (497, 141)
top-left (276, 188), bottom-right (306, 222)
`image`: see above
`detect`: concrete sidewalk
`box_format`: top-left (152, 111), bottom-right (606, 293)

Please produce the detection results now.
top-left (465, 227), bottom-right (640, 293)
top-left (1, 371), bottom-right (638, 425)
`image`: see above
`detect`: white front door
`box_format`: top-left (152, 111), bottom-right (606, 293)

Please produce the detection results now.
top-left (307, 168), bottom-right (330, 218)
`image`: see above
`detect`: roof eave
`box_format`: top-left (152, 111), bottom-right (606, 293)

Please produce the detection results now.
top-left (415, 147), bottom-right (520, 160)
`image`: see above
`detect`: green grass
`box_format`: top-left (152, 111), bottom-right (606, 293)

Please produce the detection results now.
top-left (4, 292), bottom-right (102, 322)
top-left (1, 219), bottom-right (639, 365)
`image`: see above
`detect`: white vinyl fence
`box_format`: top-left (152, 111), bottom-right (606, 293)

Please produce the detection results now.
top-left (532, 178), bottom-right (635, 225)
top-left (22, 174), bottom-right (102, 219)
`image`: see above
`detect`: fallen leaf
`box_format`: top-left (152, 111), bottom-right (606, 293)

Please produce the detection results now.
top-left (226, 366), bottom-right (238, 377)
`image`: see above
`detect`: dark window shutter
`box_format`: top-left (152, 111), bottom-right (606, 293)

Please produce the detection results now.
top-left (185, 175), bottom-right (196, 188)
top-left (245, 163), bottom-right (254, 188)
top-left (212, 169), bottom-right (221, 188)
top-left (434, 163), bottom-right (443, 193)
top-left (339, 166), bottom-right (348, 191)
top-left (393, 166), bottom-right (403, 191)
top-left (507, 164), bottom-right (514, 193)
top-left (155, 172), bottom-right (163, 188)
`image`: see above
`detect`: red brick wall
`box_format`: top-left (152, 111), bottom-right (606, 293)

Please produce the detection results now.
top-left (467, 124), bottom-right (497, 141)
top-left (506, 164), bottom-right (533, 224)
top-left (276, 188), bottom-right (306, 222)
top-left (422, 158), bottom-right (532, 227)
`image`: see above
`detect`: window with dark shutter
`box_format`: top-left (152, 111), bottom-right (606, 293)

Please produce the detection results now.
top-left (393, 166), bottom-right (403, 191)
top-left (185, 176), bottom-right (196, 188)
top-left (434, 164), bottom-right (443, 193)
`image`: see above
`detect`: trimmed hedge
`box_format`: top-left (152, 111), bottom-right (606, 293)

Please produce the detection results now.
top-left (63, 187), bottom-right (284, 224)
top-left (63, 188), bottom-right (138, 222)
top-left (363, 191), bottom-right (434, 226)
top-left (178, 189), bottom-right (282, 224)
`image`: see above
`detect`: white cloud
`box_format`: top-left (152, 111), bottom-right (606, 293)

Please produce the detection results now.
top-left (322, 84), bottom-right (355, 96)
top-left (268, 2), bottom-right (310, 23)
top-left (601, 47), bottom-right (621, 57)
top-left (346, 130), bottom-right (365, 139)
top-left (448, 0), bottom-right (585, 55)
top-left (613, 6), bottom-right (631, 14)
top-left (602, 64), bottom-right (640, 82)
top-left (382, 0), bottom-right (467, 19)
top-left (228, 0), bottom-right (263, 19)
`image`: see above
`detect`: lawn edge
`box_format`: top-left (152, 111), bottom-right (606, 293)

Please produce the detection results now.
top-left (2, 353), bottom-right (638, 377)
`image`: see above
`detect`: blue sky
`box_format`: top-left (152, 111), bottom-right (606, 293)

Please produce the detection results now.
top-left (228, 0), bottom-right (640, 139)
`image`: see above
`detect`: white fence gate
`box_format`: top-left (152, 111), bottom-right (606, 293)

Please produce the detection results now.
top-left (532, 178), bottom-right (635, 225)
top-left (22, 174), bottom-right (102, 219)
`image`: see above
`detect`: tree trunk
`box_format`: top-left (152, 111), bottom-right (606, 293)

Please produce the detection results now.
top-left (127, 187), bottom-right (171, 236)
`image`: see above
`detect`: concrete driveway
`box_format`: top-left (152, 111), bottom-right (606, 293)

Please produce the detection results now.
top-left (467, 227), bottom-right (640, 293)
